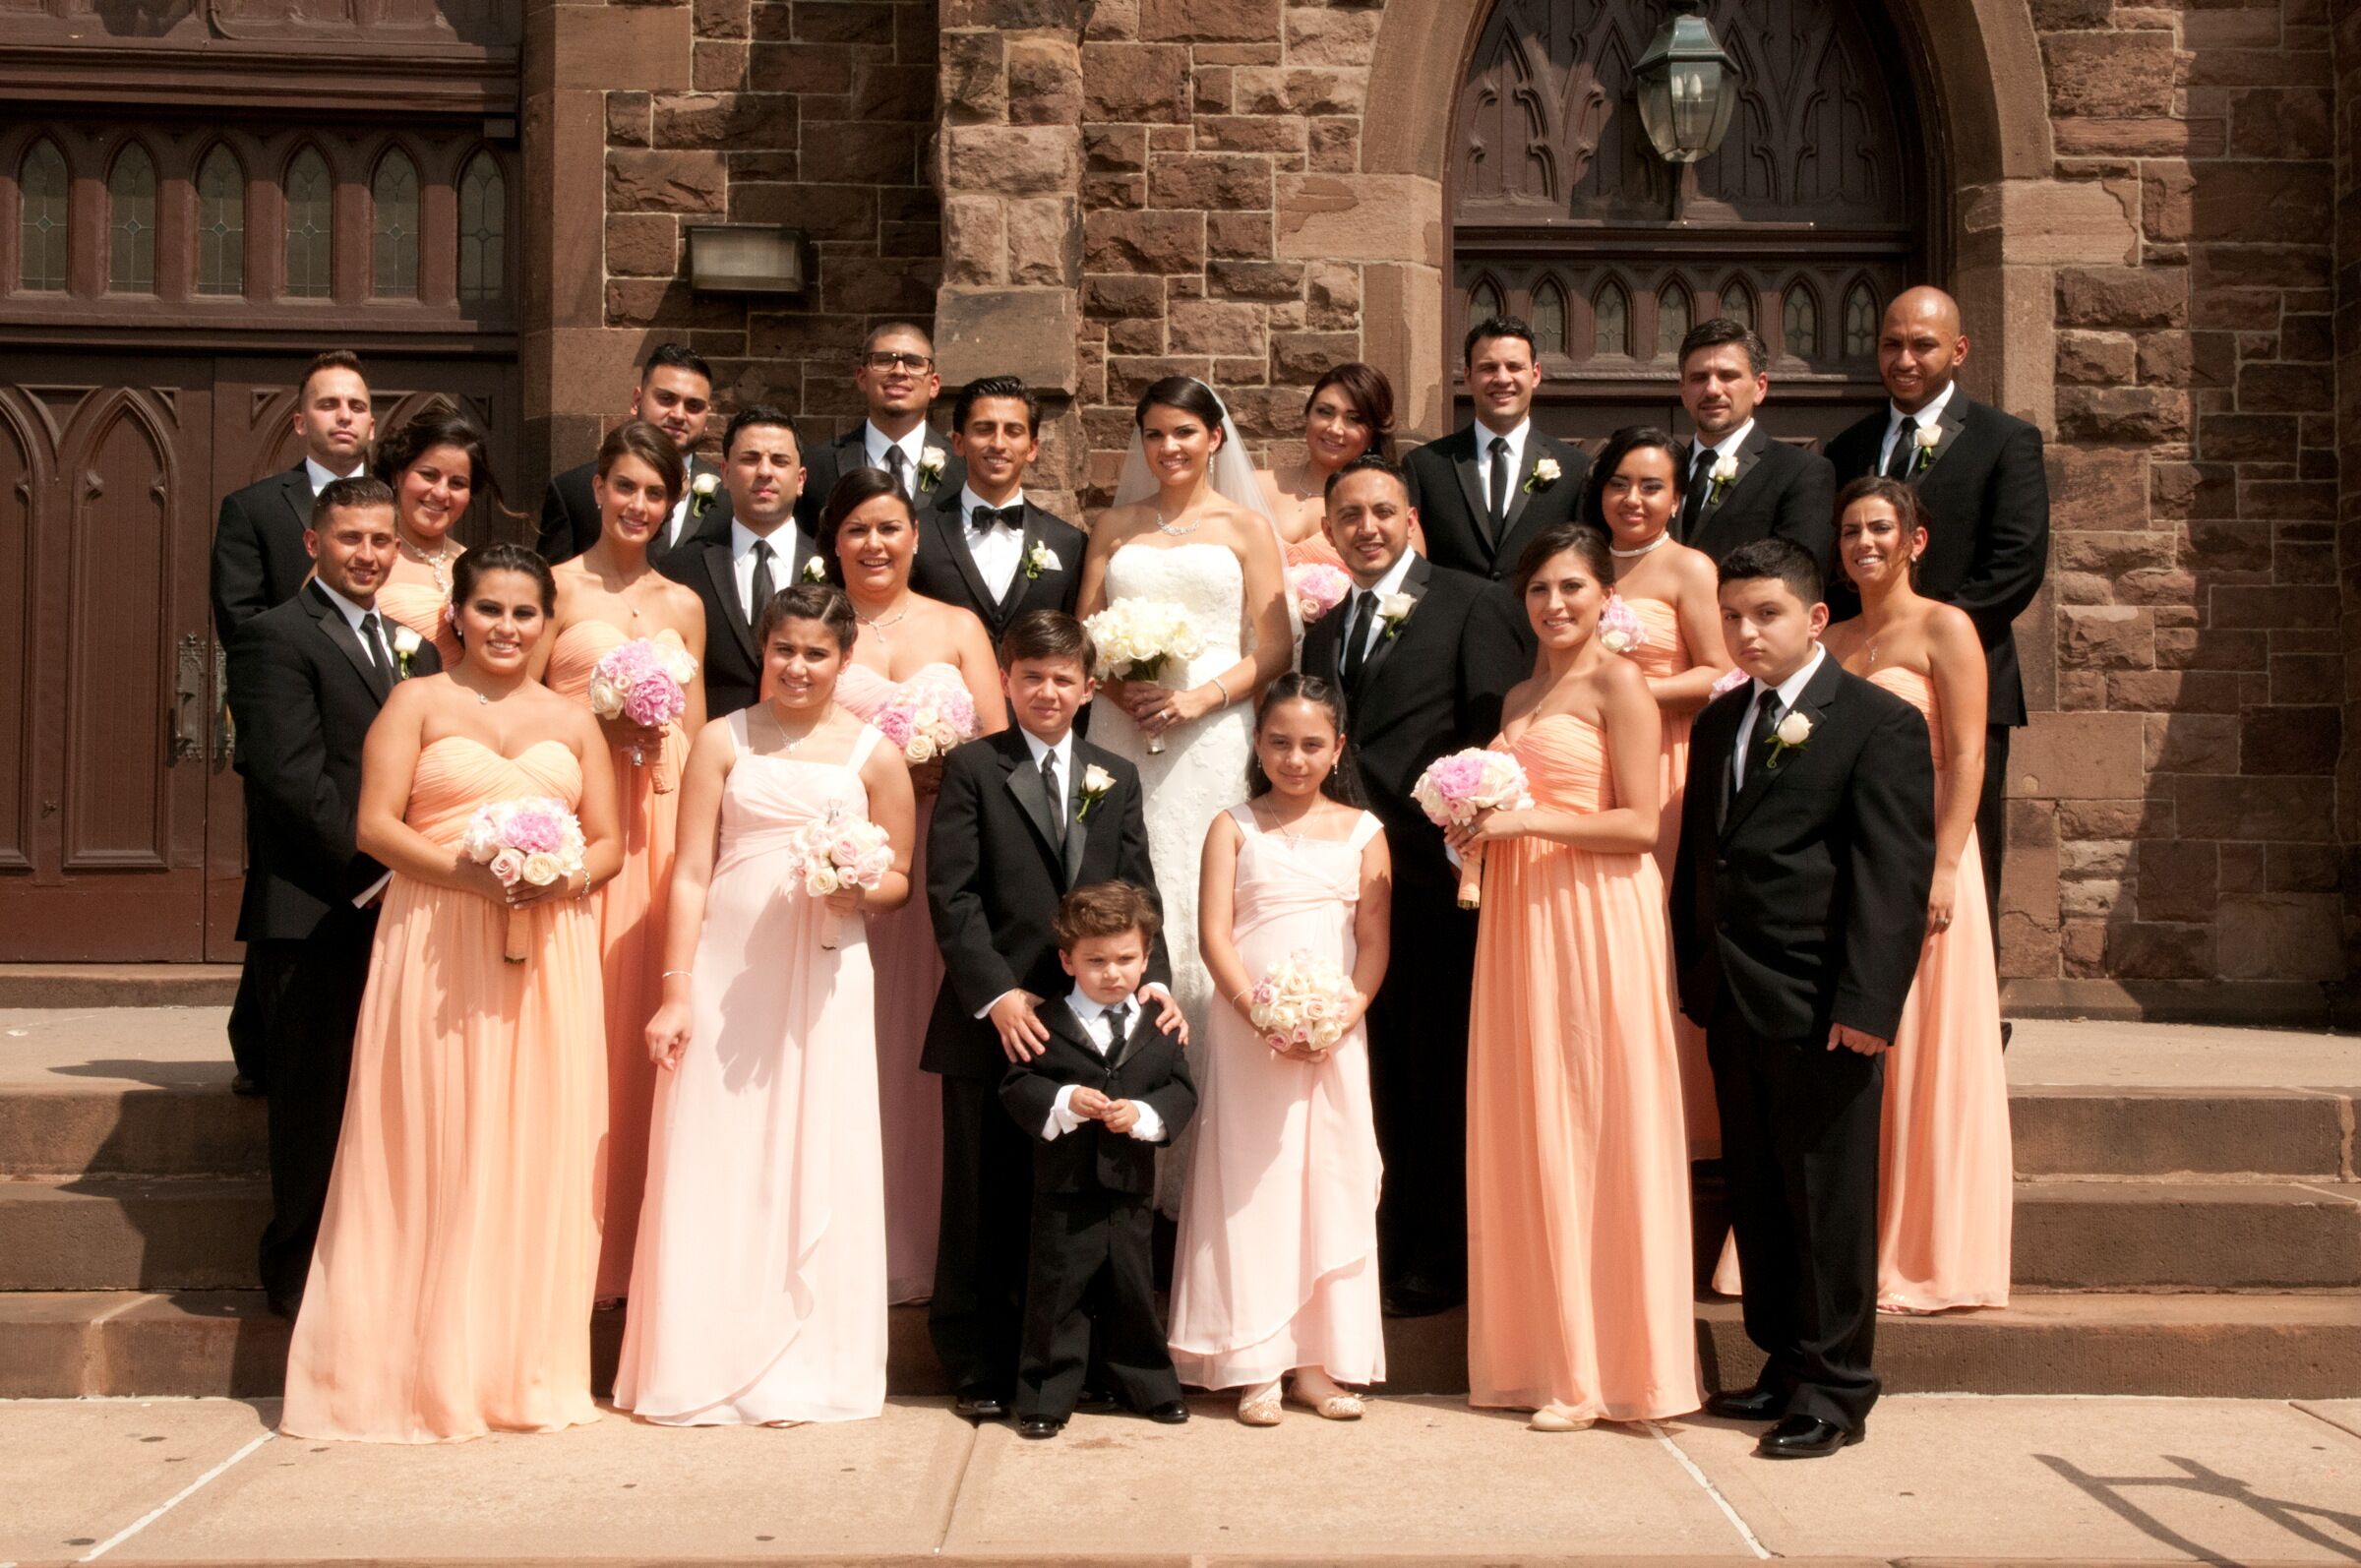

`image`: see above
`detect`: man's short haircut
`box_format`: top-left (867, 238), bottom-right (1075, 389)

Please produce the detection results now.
top-left (999, 608), bottom-right (1095, 672)
top-left (1054, 880), bottom-right (1163, 952)
top-left (1323, 452), bottom-right (1411, 506)
top-left (1678, 317), bottom-right (1769, 377)
top-left (310, 474), bottom-right (394, 530)
top-left (950, 375), bottom-right (1040, 435)
top-left (860, 320), bottom-right (935, 357)
top-left (641, 342), bottom-right (713, 388)
top-left (1462, 314), bottom-right (1539, 367)
top-left (1718, 536), bottom-right (1824, 606)
top-left (724, 403), bottom-right (801, 458)
top-left (298, 348), bottom-right (366, 403)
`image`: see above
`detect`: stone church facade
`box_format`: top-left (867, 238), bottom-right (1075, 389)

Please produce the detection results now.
top-left (1, 0), bottom-right (2355, 1024)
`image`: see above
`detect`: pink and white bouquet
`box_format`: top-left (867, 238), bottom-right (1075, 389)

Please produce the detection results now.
top-left (1245, 948), bottom-right (1357, 1056)
top-left (788, 804), bottom-right (895, 949)
top-left (1709, 665), bottom-right (1751, 698)
top-left (587, 633), bottom-right (698, 789)
top-left (874, 676), bottom-right (978, 766)
top-left (1597, 594), bottom-right (1649, 656)
top-left (1411, 748), bottom-right (1534, 909)
top-left (461, 797), bottom-right (588, 962)
top-left (1287, 562), bottom-right (1353, 625)
top-left (1083, 598), bottom-right (1206, 754)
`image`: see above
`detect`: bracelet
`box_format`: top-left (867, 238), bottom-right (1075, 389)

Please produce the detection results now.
top-left (663, 969), bottom-right (693, 980)
top-left (1210, 673), bottom-right (1233, 707)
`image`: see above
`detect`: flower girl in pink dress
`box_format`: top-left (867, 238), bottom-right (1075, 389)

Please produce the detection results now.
top-left (1169, 673), bottom-right (1390, 1425)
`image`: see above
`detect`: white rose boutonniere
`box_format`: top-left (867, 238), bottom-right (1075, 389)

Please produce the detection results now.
top-left (1708, 452), bottom-right (1740, 504)
top-left (1910, 422), bottom-right (1942, 475)
top-left (390, 624), bottom-right (424, 678)
top-left (917, 447), bottom-right (948, 491)
top-left (1077, 762), bottom-right (1117, 819)
top-left (1375, 591), bottom-right (1417, 639)
top-left (1023, 541), bottom-right (1057, 580)
top-left (690, 470), bottom-right (721, 517)
top-left (1523, 455), bottom-right (1562, 494)
top-left (801, 554), bottom-right (828, 583)
top-left (1765, 709), bottom-right (1815, 771)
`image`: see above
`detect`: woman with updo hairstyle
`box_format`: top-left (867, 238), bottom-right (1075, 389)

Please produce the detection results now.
top-left (1450, 520), bottom-right (1699, 1433)
top-left (1254, 363), bottom-right (1424, 568)
top-left (281, 540), bottom-right (625, 1443)
top-left (616, 577), bottom-right (918, 1426)
top-left (370, 413), bottom-right (515, 669)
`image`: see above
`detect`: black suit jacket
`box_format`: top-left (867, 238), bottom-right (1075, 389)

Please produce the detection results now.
top-left (1402, 426), bottom-right (1590, 581)
top-left (657, 524), bottom-right (819, 718)
top-left (1679, 424), bottom-right (1838, 573)
top-left (1299, 556), bottom-right (1526, 897)
top-left (795, 424), bottom-right (966, 536)
top-left (1670, 657), bottom-right (1935, 1045)
top-left (999, 1000), bottom-right (1197, 1197)
top-left (1824, 393), bottom-right (2049, 726)
top-left (910, 489), bottom-right (1085, 641)
top-left (925, 729), bottom-right (1170, 1080)
top-left (212, 464), bottom-right (322, 641)
top-left (226, 583), bottom-right (442, 943)
top-left (536, 454), bottom-right (721, 569)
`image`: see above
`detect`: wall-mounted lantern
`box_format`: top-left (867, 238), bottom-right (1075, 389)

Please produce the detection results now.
top-left (686, 224), bottom-right (809, 296)
top-left (1633, 0), bottom-right (1739, 164)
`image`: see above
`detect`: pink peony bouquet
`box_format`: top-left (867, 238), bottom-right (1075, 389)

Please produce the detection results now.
top-left (874, 675), bottom-right (978, 766)
top-left (1597, 593), bottom-right (1649, 656)
top-left (1709, 665), bottom-right (1751, 698)
top-left (1245, 948), bottom-right (1357, 1056)
top-left (1411, 748), bottom-right (1534, 909)
top-left (587, 634), bottom-right (698, 789)
top-left (1287, 562), bottom-right (1353, 625)
top-left (788, 803), bottom-right (894, 949)
top-left (460, 797), bottom-right (588, 961)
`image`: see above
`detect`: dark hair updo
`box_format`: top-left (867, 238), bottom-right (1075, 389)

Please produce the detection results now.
top-left (756, 580), bottom-right (858, 655)
top-left (1132, 376), bottom-right (1229, 448)
top-left (1246, 672), bottom-right (1365, 807)
top-left (1304, 363), bottom-right (1397, 462)
top-left (371, 412), bottom-right (513, 522)
top-left (1510, 521), bottom-right (1614, 600)
top-left (450, 541), bottom-right (557, 616)
top-left (814, 466), bottom-right (916, 585)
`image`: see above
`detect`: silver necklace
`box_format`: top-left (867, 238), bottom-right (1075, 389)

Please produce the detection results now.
top-left (1153, 502), bottom-right (1202, 537)
top-left (1608, 531), bottom-right (1670, 560)
top-left (397, 533), bottom-right (455, 590)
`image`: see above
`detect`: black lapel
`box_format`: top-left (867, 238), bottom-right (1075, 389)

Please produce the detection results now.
top-left (1695, 424), bottom-right (1771, 530)
top-left (1499, 432), bottom-right (1547, 538)
top-left (1720, 652), bottom-right (1844, 841)
top-left (279, 465), bottom-right (314, 539)
top-left (1002, 504), bottom-right (1054, 618)
top-left (930, 491), bottom-right (999, 621)
top-left (1916, 392), bottom-right (1971, 483)
top-left (306, 583), bottom-right (391, 702)
top-left (1106, 998), bottom-right (1146, 1073)
top-left (1350, 554), bottom-right (1428, 697)
top-left (1041, 998), bottom-right (1100, 1069)
top-left (1451, 429), bottom-right (1493, 556)
top-left (1059, 746), bottom-right (1091, 887)
top-left (1000, 736), bottom-right (1066, 874)
top-left (705, 538), bottom-right (758, 664)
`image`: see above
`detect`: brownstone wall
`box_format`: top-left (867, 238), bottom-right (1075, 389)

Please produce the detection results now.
top-left (2337, 2), bottom-right (2361, 1000)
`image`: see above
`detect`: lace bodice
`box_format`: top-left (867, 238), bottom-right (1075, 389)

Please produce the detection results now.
top-left (1105, 542), bottom-right (1247, 685)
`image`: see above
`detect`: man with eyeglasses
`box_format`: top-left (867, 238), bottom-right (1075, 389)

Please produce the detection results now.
top-left (795, 323), bottom-right (967, 534)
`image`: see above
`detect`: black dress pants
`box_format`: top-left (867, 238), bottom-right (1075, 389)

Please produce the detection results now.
top-left (1365, 871), bottom-right (1477, 1301)
top-left (257, 904), bottom-right (377, 1313)
top-left (1707, 997), bottom-right (1883, 1432)
top-left (930, 1072), bottom-right (1035, 1396)
top-left (1979, 725), bottom-right (2011, 973)
top-left (1013, 1189), bottom-right (1180, 1421)
top-left (227, 937), bottom-right (300, 1091)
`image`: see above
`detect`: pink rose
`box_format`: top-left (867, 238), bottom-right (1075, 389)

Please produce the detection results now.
top-left (488, 848), bottom-right (525, 885)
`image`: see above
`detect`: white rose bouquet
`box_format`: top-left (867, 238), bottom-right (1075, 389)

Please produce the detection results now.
top-left (1244, 948), bottom-right (1358, 1056)
top-left (461, 797), bottom-right (588, 962)
top-left (873, 672), bottom-right (978, 767)
top-left (1083, 597), bottom-right (1206, 754)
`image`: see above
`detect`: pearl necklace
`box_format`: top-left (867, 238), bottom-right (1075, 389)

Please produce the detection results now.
top-left (1608, 531), bottom-right (1670, 559)
top-left (398, 534), bottom-right (455, 590)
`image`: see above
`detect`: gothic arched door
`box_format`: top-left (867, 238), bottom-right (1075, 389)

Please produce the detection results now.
top-left (1449, 0), bottom-right (1933, 449)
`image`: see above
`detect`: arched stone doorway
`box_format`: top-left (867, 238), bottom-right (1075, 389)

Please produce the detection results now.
top-left (1446, 0), bottom-right (1932, 447)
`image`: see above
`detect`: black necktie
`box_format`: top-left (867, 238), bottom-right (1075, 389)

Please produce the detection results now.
top-left (885, 446), bottom-right (911, 499)
top-left (1104, 1002), bottom-right (1130, 1054)
top-left (357, 611), bottom-right (386, 672)
top-left (1679, 446), bottom-right (1715, 537)
top-left (1340, 589), bottom-right (1375, 686)
top-left (1885, 415), bottom-right (1918, 480)
top-left (1486, 435), bottom-right (1511, 529)
top-left (749, 539), bottom-right (775, 622)
top-left (1745, 689), bottom-right (1784, 782)
top-left (1041, 749), bottom-right (1063, 832)
top-left (973, 504), bottom-right (1023, 532)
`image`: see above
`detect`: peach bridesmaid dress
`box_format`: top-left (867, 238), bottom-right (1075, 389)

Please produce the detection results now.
top-left (834, 661), bottom-right (957, 1304)
top-left (545, 620), bottom-right (691, 1299)
top-left (376, 578), bottom-right (462, 671)
top-left (1465, 716), bottom-right (1700, 1421)
top-left (1169, 805), bottom-right (1386, 1391)
top-left (613, 712), bottom-right (889, 1424)
top-left (1870, 665), bottom-right (2014, 1312)
top-left (1625, 596), bottom-right (1718, 1160)
top-left (280, 738), bottom-right (606, 1442)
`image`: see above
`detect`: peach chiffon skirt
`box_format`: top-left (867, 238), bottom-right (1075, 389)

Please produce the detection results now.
top-left (1626, 596), bottom-right (1717, 1160)
top-left (1466, 716), bottom-right (1699, 1420)
top-left (280, 737), bottom-right (606, 1442)
top-left (376, 578), bottom-right (462, 671)
top-left (546, 619), bottom-right (689, 1299)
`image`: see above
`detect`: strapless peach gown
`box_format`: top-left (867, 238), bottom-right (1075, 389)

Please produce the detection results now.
top-left (1625, 597), bottom-right (1718, 1160)
top-left (546, 620), bottom-right (691, 1298)
top-left (1466, 715), bottom-right (1699, 1420)
top-left (281, 737), bottom-right (606, 1442)
top-left (376, 578), bottom-right (462, 671)
top-left (829, 661), bottom-right (958, 1303)
top-left (1169, 806), bottom-right (1386, 1390)
top-left (614, 715), bottom-right (888, 1423)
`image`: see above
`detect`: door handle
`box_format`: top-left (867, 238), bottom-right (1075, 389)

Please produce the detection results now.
top-left (212, 642), bottom-right (233, 767)
top-left (170, 633), bottom-right (206, 763)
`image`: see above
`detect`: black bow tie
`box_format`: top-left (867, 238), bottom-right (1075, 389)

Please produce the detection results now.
top-left (971, 504), bottom-right (1024, 532)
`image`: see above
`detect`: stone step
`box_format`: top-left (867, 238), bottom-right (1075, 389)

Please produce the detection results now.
top-left (2013, 1179), bottom-right (2361, 1291)
top-left (6, 1290), bottom-right (2356, 1402)
top-left (2009, 1086), bottom-right (2356, 1178)
top-left (0, 1176), bottom-right (272, 1291)
top-left (0, 963), bottom-right (240, 1007)
top-left (0, 1084), bottom-right (267, 1177)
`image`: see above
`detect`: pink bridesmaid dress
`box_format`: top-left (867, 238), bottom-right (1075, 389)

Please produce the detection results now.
top-left (545, 619), bottom-right (692, 1300)
top-left (1465, 717), bottom-right (1700, 1421)
top-left (1624, 595), bottom-right (1718, 1160)
top-left (375, 577), bottom-right (463, 671)
top-left (281, 738), bottom-right (606, 1442)
top-left (834, 660), bottom-right (958, 1304)
top-left (1169, 805), bottom-right (1386, 1391)
top-left (614, 712), bottom-right (889, 1423)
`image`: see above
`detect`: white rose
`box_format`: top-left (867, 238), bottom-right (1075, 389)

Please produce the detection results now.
top-left (391, 625), bottom-right (423, 656)
top-left (462, 817), bottom-right (500, 861)
top-left (905, 733), bottom-right (938, 763)
top-left (806, 866), bottom-right (842, 897)
top-left (587, 674), bottom-right (625, 718)
top-left (660, 644), bottom-right (699, 684)
top-left (692, 472), bottom-right (720, 497)
top-left (1711, 453), bottom-right (1739, 484)
top-left (1775, 712), bottom-right (1814, 748)
top-left (1914, 424), bottom-right (1942, 451)
top-left (520, 852), bottom-right (563, 886)
top-left (802, 556), bottom-right (827, 582)
top-left (1083, 763), bottom-right (1115, 795)
top-left (1601, 628), bottom-right (1635, 653)
top-left (1533, 456), bottom-right (1561, 483)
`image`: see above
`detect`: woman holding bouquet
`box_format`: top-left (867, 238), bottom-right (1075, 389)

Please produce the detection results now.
top-left (1453, 523), bottom-right (1699, 1431)
top-left (617, 582), bottom-right (915, 1424)
top-left (281, 544), bottom-right (623, 1443)
top-left (539, 421), bottom-right (709, 1302)
top-left (370, 413), bottom-right (514, 669)
top-left (1169, 674), bottom-right (1389, 1424)
top-left (817, 467), bottom-right (1003, 1303)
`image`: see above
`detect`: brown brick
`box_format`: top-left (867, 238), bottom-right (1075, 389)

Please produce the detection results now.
top-left (2057, 386), bottom-right (2191, 444)
top-left (694, 39), bottom-right (749, 90)
top-left (2141, 162), bottom-right (2193, 243)
top-left (2144, 712), bottom-right (2239, 773)
top-left (696, 0), bottom-right (752, 39)
top-left (1085, 124), bottom-right (1149, 171)
top-left (2055, 118), bottom-right (2227, 158)
top-left (2103, 922), bottom-right (2212, 980)
top-left (2215, 895), bottom-right (2344, 980)
top-left (606, 150), bottom-right (729, 214)
top-left (1270, 329), bottom-right (1357, 384)
top-left (1106, 353), bottom-right (1214, 401)
top-left (2217, 841), bottom-right (2267, 893)
top-left (2192, 160), bottom-right (2334, 244)
top-left (2049, 447), bottom-right (2150, 531)
top-left (2054, 531), bottom-right (2172, 576)
top-left (1149, 152), bottom-right (1274, 211)
top-left (2210, 584), bottom-right (2338, 630)
top-left (653, 90), bottom-right (797, 149)
top-left (1007, 38), bottom-right (1082, 126)
top-left (1167, 299), bottom-right (1267, 356)
top-left (748, 40), bottom-right (855, 92)
top-left (2155, 626), bottom-right (2269, 672)
top-left (2241, 706), bottom-right (2341, 775)
top-left (943, 125), bottom-right (1080, 197)
top-left (1005, 196), bottom-right (1080, 286)
top-left (2153, 461), bottom-right (2237, 520)
top-left (1083, 208), bottom-right (1205, 272)
top-left (1196, 116), bottom-right (1307, 153)
top-left (2043, 30), bottom-right (2178, 118)
top-left (2228, 89), bottom-right (2334, 159)
top-left (2197, 412), bottom-right (2300, 463)
top-left (794, 1), bottom-right (895, 44)
top-left (2057, 266), bottom-right (2186, 329)
top-left (1206, 260), bottom-right (1304, 300)
top-left (1141, 0), bottom-right (1277, 42)
top-left (606, 212), bottom-right (681, 277)
top-left (1083, 172), bottom-right (1147, 210)
top-left (1305, 260), bottom-right (1359, 329)
top-left (1308, 117), bottom-right (1359, 173)
top-left (2108, 669), bottom-right (2241, 713)
top-left (2266, 843), bottom-right (2341, 894)
top-left (608, 90), bottom-right (652, 149)
top-left (1233, 66), bottom-right (1365, 116)
top-left (857, 61), bottom-right (936, 122)
top-left (1285, 5), bottom-right (1379, 66)
top-left (1084, 272), bottom-right (1164, 319)
top-left (1079, 42), bottom-right (1188, 123)
top-left (2057, 330), bottom-right (2136, 384)
top-left (1208, 210), bottom-right (1273, 259)
top-left (2174, 775), bottom-right (2335, 841)
top-left (800, 119), bottom-right (921, 183)
top-left (2135, 839), bottom-right (2218, 923)
top-left (2237, 362), bottom-right (2334, 412)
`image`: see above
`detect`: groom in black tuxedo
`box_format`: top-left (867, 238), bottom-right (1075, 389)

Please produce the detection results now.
top-left (1672, 539), bottom-right (1933, 1459)
top-left (912, 376), bottom-right (1085, 641)
top-left (1299, 455), bottom-right (1524, 1315)
top-left (1402, 315), bottom-right (1589, 584)
top-left (225, 477), bottom-right (441, 1316)
top-left (661, 405), bottom-right (819, 718)
top-left (924, 611), bottom-right (1178, 1420)
top-left (1673, 319), bottom-right (1837, 572)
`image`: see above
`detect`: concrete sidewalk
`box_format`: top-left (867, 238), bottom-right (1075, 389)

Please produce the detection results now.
top-left (2, 1393), bottom-right (2357, 1566)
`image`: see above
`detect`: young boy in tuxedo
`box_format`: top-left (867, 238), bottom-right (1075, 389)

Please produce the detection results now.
top-left (924, 611), bottom-right (1182, 1423)
top-left (999, 881), bottom-right (1197, 1438)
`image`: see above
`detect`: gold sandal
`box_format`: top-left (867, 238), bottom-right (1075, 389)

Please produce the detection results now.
top-left (1237, 1386), bottom-right (1284, 1426)
top-left (1285, 1380), bottom-right (1365, 1420)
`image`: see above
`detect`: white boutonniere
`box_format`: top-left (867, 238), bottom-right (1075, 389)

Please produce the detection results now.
top-left (1764, 709), bottom-right (1815, 771)
top-left (1077, 762), bottom-right (1116, 819)
top-left (918, 447), bottom-right (948, 491)
top-left (801, 554), bottom-right (828, 583)
top-left (1708, 452), bottom-right (1739, 504)
top-left (1522, 455), bottom-right (1562, 494)
top-left (1909, 422), bottom-right (1942, 475)
top-left (690, 470), bottom-right (721, 517)
top-left (390, 624), bottom-right (423, 678)
top-left (1376, 591), bottom-right (1416, 638)
top-left (1023, 541), bottom-right (1057, 580)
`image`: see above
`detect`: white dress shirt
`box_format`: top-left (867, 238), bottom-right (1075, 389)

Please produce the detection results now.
top-left (662, 476), bottom-right (696, 552)
top-left (1044, 989), bottom-right (1167, 1143)
top-left (729, 518), bottom-right (797, 614)
top-left (1876, 380), bottom-right (1957, 475)
top-left (1342, 548), bottom-right (1419, 668)
top-left (1690, 416), bottom-right (1756, 475)
top-left (973, 727), bottom-right (1077, 1022)
top-left (304, 455), bottom-right (365, 495)
top-left (1471, 415), bottom-right (1531, 502)
top-left (865, 422), bottom-right (932, 500)
top-left (959, 484), bottom-right (1028, 603)
top-left (1733, 643), bottom-right (1827, 792)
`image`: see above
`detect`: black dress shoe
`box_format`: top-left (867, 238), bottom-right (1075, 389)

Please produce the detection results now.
top-left (1143, 1400), bottom-right (1189, 1424)
top-left (230, 1073), bottom-right (267, 1099)
top-left (1016, 1416), bottom-right (1063, 1439)
top-left (1073, 1385), bottom-right (1119, 1413)
top-left (1756, 1415), bottom-right (1861, 1459)
top-left (952, 1387), bottom-right (1008, 1421)
top-left (1704, 1384), bottom-right (1783, 1421)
